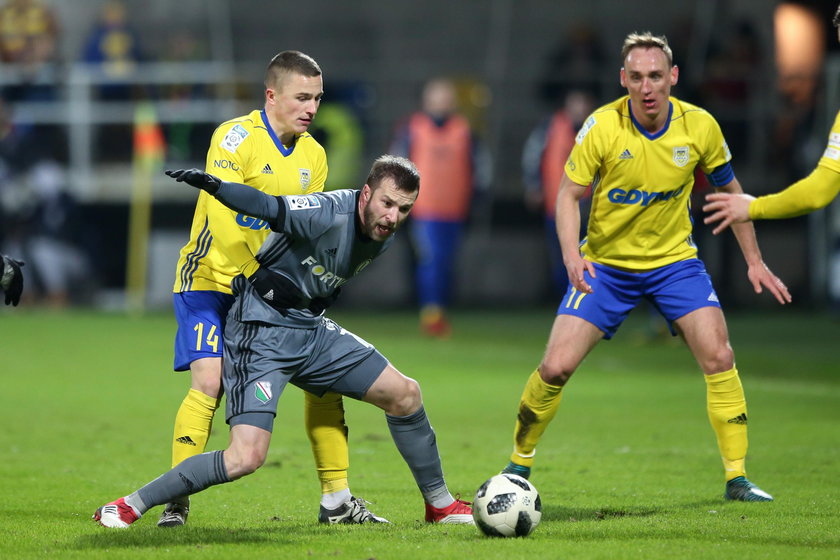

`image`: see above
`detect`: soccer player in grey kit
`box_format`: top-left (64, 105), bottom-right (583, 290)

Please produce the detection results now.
top-left (93, 155), bottom-right (474, 527)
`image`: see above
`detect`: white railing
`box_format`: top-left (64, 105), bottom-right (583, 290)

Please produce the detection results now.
top-left (1, 61), bottom-right (257, 201)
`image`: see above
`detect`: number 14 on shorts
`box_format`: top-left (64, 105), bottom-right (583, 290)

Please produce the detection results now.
top-left (194, 322), bottom-right (219, 352)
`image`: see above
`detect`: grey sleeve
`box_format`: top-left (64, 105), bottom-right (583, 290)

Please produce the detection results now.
top-left (214, 181), bottom-right (285, 230)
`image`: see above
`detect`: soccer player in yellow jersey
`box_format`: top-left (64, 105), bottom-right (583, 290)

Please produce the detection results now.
top-left (165, 51), bottom-right (386, 526)
top-left (703, 4), bottom-right (840, 232)
top-left (501, 32), bottom-right (792, 502)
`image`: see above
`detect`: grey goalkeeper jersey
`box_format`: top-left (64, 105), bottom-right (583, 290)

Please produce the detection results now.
top-left (226, 188), bottom-right (394, 328)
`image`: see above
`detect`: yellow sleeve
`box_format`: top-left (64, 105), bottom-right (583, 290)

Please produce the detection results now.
top-left (750, 165), bottom-right (840, 220)
top-left (564, 113), bottom-right (602, 186)
top-left (204, 125), bottom-right (261, 278)
top-left (304, 143), bottom-right (328, 194)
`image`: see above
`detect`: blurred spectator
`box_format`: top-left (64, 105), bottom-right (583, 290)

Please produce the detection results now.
top-left (81, 0), bottom-right (144, 101)
top-left (522, 88), bottom-right (594, 297)
top-left (538, 24), bottom-right (605, 104)
top-left (390, 77), bottom-right (490, 337)
top-left (700, 20), bottom-right (763, 161)
top-left (79, 0), bottom-right (144, 162)
top-left (0, 0), bottom-right (59, 102)
top-left (158, 30), bottom-right (210, 162)
top-left (1, 160), bottom-right (91, 307)
top-left (0, 97), bottom-right (42, 172)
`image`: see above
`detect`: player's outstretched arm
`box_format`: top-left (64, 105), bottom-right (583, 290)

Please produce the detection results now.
top-left (166, 169), bottom-right (284, 229)
top-left (713, 178), bottom-right (792, 305)
top-left (704, 166), bottom-right (840, 234)
top-left (702, 192), bottom-right (754, 235)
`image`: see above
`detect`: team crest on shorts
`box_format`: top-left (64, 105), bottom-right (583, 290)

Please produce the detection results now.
top-left (673, 146), bottom-right (690, 167)
top-left (299, 168), bottom-right (311, 190)
top-left (255, 381), bottom-right (273, 404)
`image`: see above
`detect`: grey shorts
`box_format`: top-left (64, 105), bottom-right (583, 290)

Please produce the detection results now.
top-left (223, 317), bottom-right (387, 431)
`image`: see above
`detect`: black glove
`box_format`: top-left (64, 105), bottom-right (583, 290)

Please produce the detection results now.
top-left (165, 169), bottom-right (221, 194)
top-left (247, 268), bottom-right (304, 312)
top-left (1, 256), bottom-right (24, 307)
top-left (308, 287), bottom-right (341, 315)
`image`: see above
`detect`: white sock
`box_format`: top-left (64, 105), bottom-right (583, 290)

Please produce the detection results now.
top-left (321, 488), bottom-right (352, 510)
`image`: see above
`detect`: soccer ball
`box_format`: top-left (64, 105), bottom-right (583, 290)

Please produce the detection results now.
top-left (473, 473), bottom-right (542, 537)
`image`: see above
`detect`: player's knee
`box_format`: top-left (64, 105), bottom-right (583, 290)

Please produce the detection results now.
top-left (193, 380), bottom-right (222, 399)
top-left (190, 359), bottom-right (223, 398)
top-left (224, 447), bottom-right (267, 479)
top-left (390, 377), bottom-right (422, 416)
top-left (538, 361), bottom-right (573, 386)
top-left (701, 344), bottom-right (735, 374)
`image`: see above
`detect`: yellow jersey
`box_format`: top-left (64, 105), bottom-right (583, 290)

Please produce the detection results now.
top-left (174, 109), bottom-right (327, 293)
top-left (565, 95), bottom-right (731, 270)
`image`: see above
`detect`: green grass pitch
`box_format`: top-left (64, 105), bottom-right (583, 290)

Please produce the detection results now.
top-left (0, 307), bottom-right (837, 559)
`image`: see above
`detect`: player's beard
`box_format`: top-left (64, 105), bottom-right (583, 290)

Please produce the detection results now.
top-left (362, 204), bottom-right (395, 242)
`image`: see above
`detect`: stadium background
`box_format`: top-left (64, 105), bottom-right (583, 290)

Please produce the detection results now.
top-left (1, 0), bottom-right (839, 312)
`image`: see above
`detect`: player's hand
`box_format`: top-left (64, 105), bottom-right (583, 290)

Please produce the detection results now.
top-left (308, 287), bottom-right (341, 315)
top-left (746, 261), bottom-right (791, 305)
top-left (565, 254), bottom-right (595, 294)
top-left (247, 267), bottom-right (305, 311)
top-left (165, 169), bottom-right (221, 195)
top-left (703, 193), bottom-right (754, 235)
top-left (1, 256), bottom-right (24, 306)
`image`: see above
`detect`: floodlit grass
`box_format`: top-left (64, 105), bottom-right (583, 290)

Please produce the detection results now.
top-left (0, 307), bottom-right (837, 559)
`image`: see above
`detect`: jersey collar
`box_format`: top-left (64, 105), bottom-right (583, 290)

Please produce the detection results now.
top-left (627, 99), bottom-right (673, 140)
top-left (261, 109), bottom-right (297, 156)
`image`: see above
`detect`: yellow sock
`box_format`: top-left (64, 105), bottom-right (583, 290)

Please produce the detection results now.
top-left (705, 367), bottom-right (748, 481)
top-left (509, 369), bottom-right (564, 468)
top-left (171, 388), bottom-right (220, 467)
top-left (305, 391), bottom-right (350, 494)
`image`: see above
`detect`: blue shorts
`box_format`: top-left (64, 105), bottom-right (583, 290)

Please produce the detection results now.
top-left (557, 258), bottom-right (720, 339)
top-left (173, 291), bottom-right (236, 371)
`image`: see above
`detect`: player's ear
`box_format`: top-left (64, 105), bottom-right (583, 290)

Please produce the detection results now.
top-left (619, 67), bottom-right (627, 88)
top-left (670, 65), bottom-right (679, 86)
top-left (265, 88), bottom-right (276, 105)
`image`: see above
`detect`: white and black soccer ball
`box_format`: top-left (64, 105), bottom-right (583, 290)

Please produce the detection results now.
top-left (473, 473), bottom-right (542, 537)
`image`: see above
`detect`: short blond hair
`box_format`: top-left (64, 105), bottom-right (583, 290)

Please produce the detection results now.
top-left (621, 32), bottom-right (673, 66)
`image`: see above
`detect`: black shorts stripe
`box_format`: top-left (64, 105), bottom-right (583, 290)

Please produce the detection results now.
top-left (229, 322), bottom-right (260, 418)
top-left (180, 219), bottom-right (213, 290)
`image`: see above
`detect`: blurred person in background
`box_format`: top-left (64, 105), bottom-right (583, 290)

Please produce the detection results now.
top-left (502, 32), bottom-right (790, 503)
top-left (2, 160), bottom-right (89, 307)
top-left (79, 0), bottom-right (145, 163)
top-left (703, 3), bottom-right (840, 232)
top-left (80, 0), bottom-right (144, 102)
top-left (390, 77), bottom-right (490, 337)
top-left (0, 252), bottom-right (23, 306)
top-left (522, 88), bottom-right (594, 298)
top-left (0, 0), bottom-right (59, 103)
top-left (162, 50), bottom-right (386, 528)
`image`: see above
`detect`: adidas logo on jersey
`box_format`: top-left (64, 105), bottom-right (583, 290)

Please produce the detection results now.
top-left (707, 292), bottom-right (719, 302)
top-left (727, 413), bottom-right (748, 425)
top-left (176, 436), bottom-right (197, 446)
top-left (619, 149), bottom-right (633, 160)
top-left (263, 289), bottom-right (274, 301)
top-left (325, 248), bottom-right (338, 257)
top-left (262, 163), bottom-right (273, 174)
